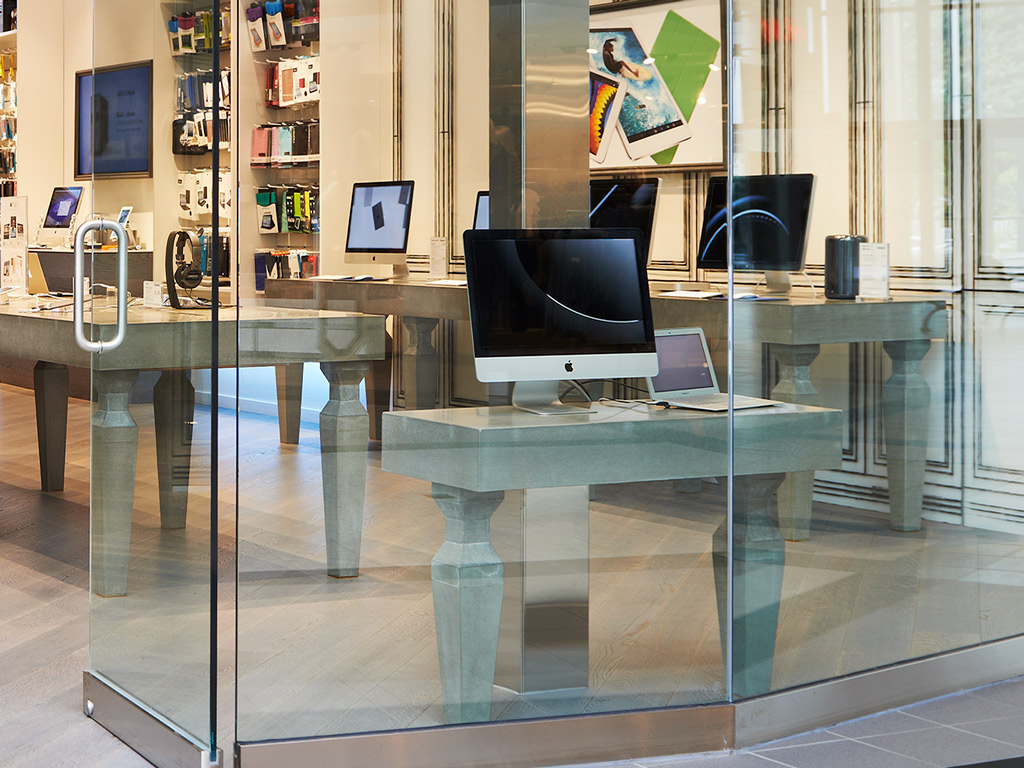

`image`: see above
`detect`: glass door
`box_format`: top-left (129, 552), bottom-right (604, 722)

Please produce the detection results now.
top-left (82, 1), bottom-right (225, 764)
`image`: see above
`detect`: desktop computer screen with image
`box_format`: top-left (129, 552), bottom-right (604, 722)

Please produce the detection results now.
top-left (696, 173), bottom-right (814, 292)
top-left (463, 227), bottom-right (657, 414)
top-left (344, 180), bottom-right (414, 263)
top-left (44, 187), bottom-right (85, 229)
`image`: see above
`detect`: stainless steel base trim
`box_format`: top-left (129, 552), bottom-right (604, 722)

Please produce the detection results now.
top-left (84, 671), bottom-right (222, 768)
top-left (735, 635), bottom-right (1024, 748)
top-left (236, 704), bottom-right (734, 768)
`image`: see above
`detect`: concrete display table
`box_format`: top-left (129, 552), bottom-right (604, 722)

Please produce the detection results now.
top-left (651, 295), bottom-right (947, 539)
top-left (0, 298), bottom-right (385, 596)
top-left (382, 402), bottom-right (842, 722)
top-left (266, 277), bottom-right (946, 540)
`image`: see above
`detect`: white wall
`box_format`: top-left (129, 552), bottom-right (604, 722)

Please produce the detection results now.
top-left (19, 0), bottom-right (175, 267)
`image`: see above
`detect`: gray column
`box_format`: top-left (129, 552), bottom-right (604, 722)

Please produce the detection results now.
top-left (712, 472), bottom-right (787, 699)
top-left (91, 370), bottom-right (140, 598)
top-left (882, 339), bottom-right (932, 532)
top-left (153, 370), bottom-right (195, 530)
top-left (770, 343), bottom-right (821, 541)
top-left (489, 0), bottom-right (589, 229)
top-left (494, 487), bottom-right (589, 693)
top-left (34, 361), bottom-right (69, 492)
top-left (431, 483), bottom-right (505, 725)
top-left (319, 361), bottom-right (370, 578)
top-left (401, 317), bottom-right (439, 409)
top-left (275, 363), bottom-right (303, 445)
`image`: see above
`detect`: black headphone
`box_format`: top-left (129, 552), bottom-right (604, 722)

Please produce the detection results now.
top-left (165, 230), bottom-right (203, 309)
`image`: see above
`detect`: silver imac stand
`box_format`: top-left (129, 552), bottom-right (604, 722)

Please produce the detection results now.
top-left (511, 381), bottom-right (595, 416)
top-left (763, 270), bottom-right (793, 294)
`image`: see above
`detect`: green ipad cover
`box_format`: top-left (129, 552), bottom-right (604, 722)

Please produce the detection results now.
top-left (650, 10), bottom-right (721, 164)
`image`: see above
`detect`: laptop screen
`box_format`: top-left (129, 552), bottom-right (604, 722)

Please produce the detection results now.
top-left (649, 331), bottom-right (715, 394)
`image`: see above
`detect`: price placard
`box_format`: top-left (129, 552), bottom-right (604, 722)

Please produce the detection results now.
top-left (858, 243), bottom-right (890, 300)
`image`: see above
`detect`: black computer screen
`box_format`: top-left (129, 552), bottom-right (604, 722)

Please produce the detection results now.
top-left (463, 229), bottom-right (656, 358)
top-left (589, 178), bottom-right (658, 259)
top-left (345, 181), bottom-right (414, 253)
top-left (44, 187), bottom-right (84, 229)
top-left (696, 174), bottom-right (814, 272)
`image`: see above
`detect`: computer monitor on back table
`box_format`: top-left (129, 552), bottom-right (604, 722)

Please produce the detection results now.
top-left (35, 186), bottom-right (85, 247)
top-left (696, 173), bottom-right (814, 294)
top-left (343, 180), bottom-right (415, 275)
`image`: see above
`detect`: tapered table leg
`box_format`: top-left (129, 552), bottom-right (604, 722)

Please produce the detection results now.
top-left (153, 370), bottom-right (195, 530)
top-left (275, 363), bottom-right (303, 445)
top-left (770, 343), bottom-right (821, 541)
top-left (92, 370), bottom-right (140, 598)
top-left (712, 472), bottom-right (787, 699)
top-left (430, 483), bottom-right (505, 725)
top-left (401, 317), bottom-right (439, 409)
top-left (882, 340), bottom-right (932, 532)
top-left (34, 361), bottom-right (69, 492)
top-left (319, 361), bottom-right (370, 577)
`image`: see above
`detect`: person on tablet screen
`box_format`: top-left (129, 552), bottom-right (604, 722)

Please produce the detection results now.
top-left (602, 39), bottom-right (652, 81)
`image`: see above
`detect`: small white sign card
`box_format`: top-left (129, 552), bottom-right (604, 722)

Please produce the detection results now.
top-left (429, 237), bottom-right (447, 279)
top-left (858, 242), bottom-right (890, 300)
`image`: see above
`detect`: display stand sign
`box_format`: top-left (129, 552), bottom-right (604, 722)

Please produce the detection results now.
top-left (858, 242), bottom-right (891, 300)
top-left (0, 196), bottom-right (28, 291)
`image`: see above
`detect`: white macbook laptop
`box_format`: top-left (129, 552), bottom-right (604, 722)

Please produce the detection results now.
top-left (646, 327), bottom-right (777, 411)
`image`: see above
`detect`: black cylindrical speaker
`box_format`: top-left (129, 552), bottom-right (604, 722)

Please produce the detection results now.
top-left (824, 235), bottom-right (866, 299)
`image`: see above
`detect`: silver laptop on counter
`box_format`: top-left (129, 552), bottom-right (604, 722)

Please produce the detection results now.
top-left (646, 327), bottom-right (777, 412)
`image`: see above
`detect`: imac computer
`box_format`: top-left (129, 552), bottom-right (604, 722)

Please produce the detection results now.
top-left (463, 228), bottom-right (658, 415)
top-left (35, 186), bottom-right (85, 248)
top-left (473, 190), bottom-right (489, 229)
top-left (696, 173), bottom-right (814, 294)
top-left (343, 180), bottom-right (415, 277)
top-left (589, 177), bottom-right (659, 262)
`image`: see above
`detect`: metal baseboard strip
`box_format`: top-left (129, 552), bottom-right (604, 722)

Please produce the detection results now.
top-left (236, 704), bottom-right (734, 768)
top-left (735, 635), bottom-right (1024, 749)
top-left (83, 671), bottom-right (221, 768)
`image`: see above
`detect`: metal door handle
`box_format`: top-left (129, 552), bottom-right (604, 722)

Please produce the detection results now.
top-left (74, 219), bottom-right (129, 354)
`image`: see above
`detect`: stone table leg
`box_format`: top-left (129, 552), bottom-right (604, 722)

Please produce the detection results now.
top-left (153, 370), bottom-right (195, 530)
top-left (770, 343), bottom-right (821, 541)
top-left (712, 472), bottom-right (787, 699)
top-left (34, 361), bottom-right (69, 492)
top-left (92, 370), bottom-right (140, 598)
top-left (320, 361), bottom-right (370, 578)
top-left (882, 340), bottom-right (932, 532)
top-left (275, 363), bottom-right (303, 445)
top-left (401, 317), bottom-right (439, 409)
top-left (430, 483), bottom-right (505, 725)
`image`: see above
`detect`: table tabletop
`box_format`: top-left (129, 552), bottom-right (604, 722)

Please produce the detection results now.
top-left (383, 401), bottom-right (842, 491)
top-left (0, 296), bottom-right (386, 370)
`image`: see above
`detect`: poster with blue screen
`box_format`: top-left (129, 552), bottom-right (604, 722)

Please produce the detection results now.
top-left (75, 61), bottom-right (153, 179)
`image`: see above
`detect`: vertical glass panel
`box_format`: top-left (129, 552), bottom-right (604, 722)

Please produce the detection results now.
top-left (87, 0), bottom-right (220, 752)
top-left (727, 0), bottom-right (1024, 701)
top-left (236, 0), bottom-right (734, 743)
top-left (978, 0), bottom-right (1024, 270)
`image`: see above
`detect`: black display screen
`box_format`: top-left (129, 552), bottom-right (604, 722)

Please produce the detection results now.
top-left (464, 229), bottom-right (656, 358)
top-left (589, 178), bottom-right (658, 260)
top-left (697, 174), bottom-right (814, 272)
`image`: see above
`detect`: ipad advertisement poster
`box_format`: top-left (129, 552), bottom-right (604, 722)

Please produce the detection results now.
top-left (590, 3), bottom-right (723, 170)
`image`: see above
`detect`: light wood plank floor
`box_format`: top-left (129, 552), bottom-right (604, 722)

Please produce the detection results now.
top-left (4, 379), bottom-right (1024, 763)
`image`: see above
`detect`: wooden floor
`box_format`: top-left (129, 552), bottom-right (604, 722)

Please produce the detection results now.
top-left (4, 379), bottom-right (1024, 763)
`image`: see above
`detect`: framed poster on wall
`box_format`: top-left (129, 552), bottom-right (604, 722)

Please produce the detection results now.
top-left (74, 60), bottom-right (154, 180)
top-left (590, 0), bottom-right (724, 171)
